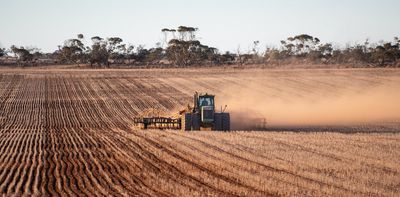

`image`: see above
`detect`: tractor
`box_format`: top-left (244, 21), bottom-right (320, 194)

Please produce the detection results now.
top-left (181, 92), bottom-right (230, 131)
top-left (132, 92), bottom-right (230, 131)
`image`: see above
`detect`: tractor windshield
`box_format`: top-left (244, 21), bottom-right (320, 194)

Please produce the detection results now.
top-left (199, 97), bottom-right (214, 107)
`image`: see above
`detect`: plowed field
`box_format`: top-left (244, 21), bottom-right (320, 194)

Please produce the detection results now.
top-left (0, 68), bottom-right (399, 196)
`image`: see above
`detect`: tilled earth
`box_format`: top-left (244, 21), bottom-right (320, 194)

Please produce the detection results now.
top-left (0, 68), bottom-right (399, 196)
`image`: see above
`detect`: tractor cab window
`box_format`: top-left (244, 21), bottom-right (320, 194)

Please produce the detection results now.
top-left (199, 97), bottom-right (214, 107)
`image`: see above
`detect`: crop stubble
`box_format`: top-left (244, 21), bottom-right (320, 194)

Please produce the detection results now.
top-left (0, 68), bottom-right (399, 196)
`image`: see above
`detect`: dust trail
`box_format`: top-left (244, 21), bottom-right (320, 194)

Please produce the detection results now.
top-left (218, 80), bottom-right (400, 130)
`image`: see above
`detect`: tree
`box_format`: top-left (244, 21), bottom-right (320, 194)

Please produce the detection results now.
top-left (88, 36), bottom-right (127, 67)
top-left (0, 48), bottom-right (6, 57)
top-left (306, 43), bottom-right (333, 62)
top-left (58, 34), bottom-right (86, 65)
top-left (146, 47), bottom-right (164, 63)
top-left (392, 37), bottom-right (400, 62)
top-left (0, 47), bottom-right (6, 65)
top-left (218, 51), bottom-right (236, 64)
top-left (163, 26), bottom-right (218, 66)
top-left (125, 44), bottom-right (135, 64)
top-left (177, 26), bottom-right (198, 41)
top-left (10, 45), bottom-right (34, 66)
top-left (89, 36), bottom-right (108, 67)
top-left (77, 34), bottom-right (84, 39)
top-left (134, 45), bottom-right (149, 63)
top-left (370, 41), bottom-right (399, 66)
top-left (317, 43), bottom-right (333, 57)
top-left (166, 39), bottom-right (199, 65)
top-left (265, 47), bottom-right (283, 62)
top-left (161, 28), bottom-right (176, 48)
top-left (106, 37), bottom-right (125, 64)
top-left (283, 34), bottom-right (320, 56)
top-left (251, 41), bottom-right (260, 55)
top-left (236, 46), bottom-right (245, 66)
top-left (337, 41), bottom-right (371, 64)
top-left (251, 41), bottom-right (261, 63)
top-left (164, 26), bottom-right (199, 65)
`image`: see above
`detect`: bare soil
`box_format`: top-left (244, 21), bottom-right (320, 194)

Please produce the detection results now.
top-left (0, 67), bottom-right (399, 196)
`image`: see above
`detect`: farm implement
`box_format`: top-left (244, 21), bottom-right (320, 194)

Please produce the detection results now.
top-left (133, 92), bottom-right (230, 131)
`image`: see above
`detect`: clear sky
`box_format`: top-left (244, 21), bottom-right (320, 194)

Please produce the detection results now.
top-left (1, 0), bottom-right (399, 53)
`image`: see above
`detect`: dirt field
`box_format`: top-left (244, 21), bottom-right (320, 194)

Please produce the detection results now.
top-left (0, 67), bottom-right (399, 196)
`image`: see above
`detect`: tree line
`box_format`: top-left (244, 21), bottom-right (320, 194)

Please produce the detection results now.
top-left (1, 26), bottom-right (399, 67)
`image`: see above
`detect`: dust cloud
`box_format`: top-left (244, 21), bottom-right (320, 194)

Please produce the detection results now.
top-left (217, 81), bottom-right (400, 130)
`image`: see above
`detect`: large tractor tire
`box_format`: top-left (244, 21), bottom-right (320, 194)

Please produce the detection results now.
top-left (181, 113), bottom-right (200, 131)
top-left (213, 112), bottom-right (230, 131)
top-left (181, 113), bottom-right (191, 131)
top-left (221, 113), bottom-right (230, 131)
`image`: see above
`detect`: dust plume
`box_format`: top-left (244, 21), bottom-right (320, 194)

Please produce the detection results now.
top-left (217, 81), bottom-right (400, 130)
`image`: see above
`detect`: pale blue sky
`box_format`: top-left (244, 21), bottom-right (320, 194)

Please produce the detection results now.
top-left (0, 0), bottom-right (399, 52)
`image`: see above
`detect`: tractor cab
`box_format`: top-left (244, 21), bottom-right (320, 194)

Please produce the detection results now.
top-left (194, 93), bottom-right (215, 125)
top-left (198, 95), bottom-right (214, 107)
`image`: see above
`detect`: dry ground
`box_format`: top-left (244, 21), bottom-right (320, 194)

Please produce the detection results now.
top-left (0, 67), bottom-right (399, 196)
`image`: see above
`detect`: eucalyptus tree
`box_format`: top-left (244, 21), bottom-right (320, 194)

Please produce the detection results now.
top-left (161, 28), bottom-right (176, 47)
top-left (89, 36), bottom-right (108, 67)
top-left (0, 47), bottom-right (6, 57)
top-left (370, 40), bottom-right (400, 66)
top-left (282, 34), bottom-right (320, 56)
top-left (106, 37), bottom-right (126, 64)
top-left (10, 45), bottom-right (34, 66)
top-left (57, 34), bottom-right (87, 65)
top-left (163, 26), bottom-right (219, 66)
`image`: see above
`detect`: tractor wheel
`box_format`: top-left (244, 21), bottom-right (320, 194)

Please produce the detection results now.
top-left (213, 112), bottom-right (230, 131)
top-left (181, 113), bottom-right (192, 131)
top-left (182, 113), bottom-right (201, 131)
top-left (221, 113), bottom-right (230, 131)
